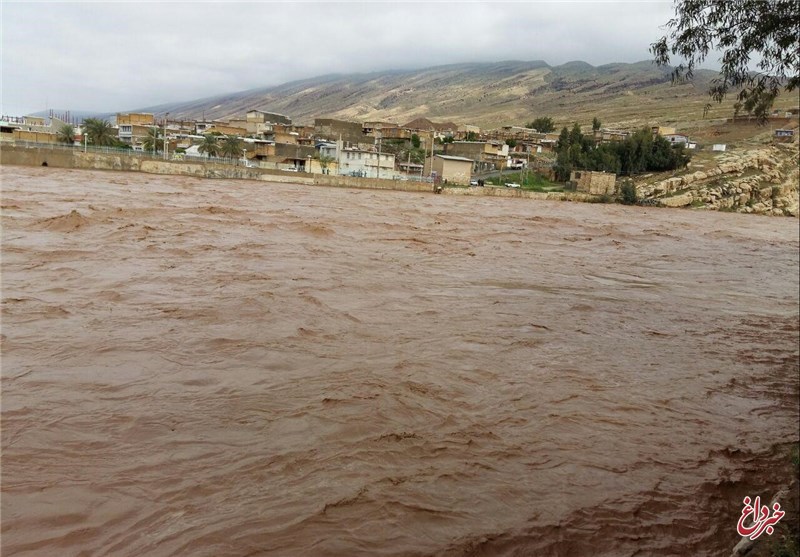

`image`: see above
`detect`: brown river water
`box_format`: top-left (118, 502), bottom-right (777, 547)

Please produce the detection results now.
top-left (1, 166), bottom-right (798, 556)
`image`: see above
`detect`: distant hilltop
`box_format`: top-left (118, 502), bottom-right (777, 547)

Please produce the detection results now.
top-left (130, 60), bottom-right (730, 129)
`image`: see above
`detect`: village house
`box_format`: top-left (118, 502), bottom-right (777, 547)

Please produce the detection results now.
top-left (247, 110), bottom-right (291, 127)
top-left (242, 139), bottom-right (276, 162)
top-left (403, 118), bottom-right (458, 141)
top-left (204, 122), bottom-right (248, 136)
top-left (117, 113), bottom-right (157, 145)
top-left (4, 114), bottom-right (76, 144)
top-left (593, 128), bottom-right (631, 144)
top-left (443, 140), bottom-right (508, 171)
top-left (424, 154), bottom-right (474, 185)
top-left (320, 143), bottom-right (396, 179)
top-left (570, 170), bottom-right (616, 195)
top-left (0, 118), bottom-right (20, 142)
top-left (227, 118), bottom-right (248, 130)
top-left (652, 126), bottom-right (677, 137)
top-left (242, 110), bottom-right (292, 136)
top-left (362, 121), bottom-right (398, 136)
top-left (315, 118), bottom-right (366, 145)
top-left (455, 124), bottom-right (481, 140)
top-left (490, 126), bottom-right (540, 142)
top-left (117, 113), bottom-right (155, 126)
top-left (194, 121), bottom-right (214, 134)
top-left (274, 143), bottom-right (318, 172)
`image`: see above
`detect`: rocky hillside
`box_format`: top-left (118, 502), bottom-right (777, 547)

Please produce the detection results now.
top-left (637, 128), bottom-right (799, 217)
top-left (137, 60), bottom-right (736, 128)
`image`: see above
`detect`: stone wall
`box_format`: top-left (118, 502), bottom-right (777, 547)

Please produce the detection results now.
top-left (571, 170), bottom-right (616, 195)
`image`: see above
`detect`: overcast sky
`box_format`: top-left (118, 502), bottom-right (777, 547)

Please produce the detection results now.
top-left (2, 1), bottom-right (681, 117)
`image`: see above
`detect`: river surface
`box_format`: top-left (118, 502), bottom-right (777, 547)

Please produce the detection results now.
top-left (2, 166), bottom-right (798, 556)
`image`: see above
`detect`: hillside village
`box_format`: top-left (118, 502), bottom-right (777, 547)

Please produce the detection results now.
top-left (1, 107), bottom-right (798, 215)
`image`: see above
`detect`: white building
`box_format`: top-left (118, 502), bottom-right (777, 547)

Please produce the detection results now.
top-left (320, 142), bottom-right (396, 179)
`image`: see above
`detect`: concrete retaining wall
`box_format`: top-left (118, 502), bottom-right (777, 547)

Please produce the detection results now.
top-left (443, 186), bottom-right (592, 202)
top-left (0, 146), bottom-right (430, 192)
top-left (1, 145), bottom-right (586, 200)
top-left (1, 146), bottom-right (76, 168)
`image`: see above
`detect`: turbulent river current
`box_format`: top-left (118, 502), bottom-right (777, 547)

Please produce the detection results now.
top-left (2, 166), bottom-right (798, 556)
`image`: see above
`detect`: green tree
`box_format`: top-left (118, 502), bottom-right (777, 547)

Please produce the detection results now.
top-left (409, 148), bottom-right (426, 164)
top-left (56, 123), bottom-right (75, 144)
top-left (569, 123), bottom-right (584, 146)
top-left (142, 127), bottom-right (163, 153)
top-left (528, 117), bottom-right (555, 133)
top-left (319, 154), bottom-right (335, 174)
top-left (553, 123), bottom-right (690, 180)
top-left (464, 132), bottom-right (477, 141)
top-left (411, 133), bottom-right (421, 149)
top-left (556, 126), bottom-right (570, 150)
top-left (198, 134), bottom-right (220, 157)
top-left (505, 138), bottom-right (517, 148)
top-left (592, 117), bottom-right (602, 131)
top-left (554, 149), bottom-right (573, 182)
top-left (83, 117), bottom-right (116, 146)
top-left (313, 151), bottom-right (336, 174)
top-left (651, 0), bottom-right (800, 122)
top-left (620, 181), bottom-right (638, 205)
top-left (220, 135), bottom-right (244, 159)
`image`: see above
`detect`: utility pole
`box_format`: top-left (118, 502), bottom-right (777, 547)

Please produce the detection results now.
top-left (526, 147), bottom-right (531, 186)
top-left (376, 128), bottom-right (382, 179)
top-left (163, 112), bottom-right (169, 160)
top-left (429, 131), bottom-right (435, 178)
top-left (337, 133), bottom-right (342, 176)
top-left (499, 157), bottom-right (503, 185)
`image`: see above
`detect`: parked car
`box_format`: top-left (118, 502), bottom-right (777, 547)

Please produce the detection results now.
top-left (505, 182), bottom-right (521, 188)
top-left (470, 180), bottom-right (479, 186)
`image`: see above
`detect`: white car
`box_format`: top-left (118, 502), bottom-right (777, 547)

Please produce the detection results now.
top-left (504, 182), bottom-right (521, 188)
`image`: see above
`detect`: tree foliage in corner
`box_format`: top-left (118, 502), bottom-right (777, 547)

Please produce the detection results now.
top-left (651, 0), bottom-right (800, 122)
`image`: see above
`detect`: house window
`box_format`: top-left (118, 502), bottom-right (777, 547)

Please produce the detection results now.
top-left (575, 172), bottom-right (582, 179)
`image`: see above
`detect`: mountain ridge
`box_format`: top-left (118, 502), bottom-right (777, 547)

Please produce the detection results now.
top-left (131, 59), bottom-right (727, 128)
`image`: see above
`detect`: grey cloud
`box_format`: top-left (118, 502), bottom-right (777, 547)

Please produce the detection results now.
top-left (2, 1), bottom-right (676, 116)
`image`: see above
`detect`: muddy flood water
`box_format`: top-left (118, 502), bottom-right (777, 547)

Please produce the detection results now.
top-left (1, 166), bottom-right (798, 556)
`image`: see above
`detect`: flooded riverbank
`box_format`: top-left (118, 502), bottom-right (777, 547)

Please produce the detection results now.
top-left (2, 166), bottom-right (798, 556)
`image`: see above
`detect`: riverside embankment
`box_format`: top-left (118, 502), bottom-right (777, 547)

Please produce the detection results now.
top-left (0, 145), bottom-right (595, 201)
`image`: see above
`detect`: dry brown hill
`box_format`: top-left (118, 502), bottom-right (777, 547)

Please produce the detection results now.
top-left (137, 60), bottom-right (797, 130)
